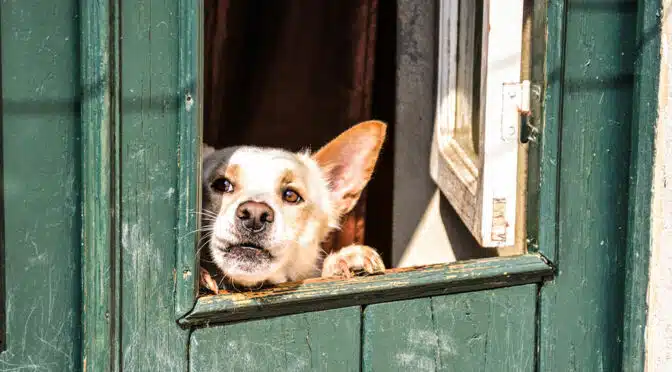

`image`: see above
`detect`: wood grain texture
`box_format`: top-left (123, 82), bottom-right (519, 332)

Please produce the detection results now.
top-left (539, 1), bottom-right (638, 371)
top-left (190, 307), bottom-right (361, 372)
top-left (119, 0), bottom-right (188, 370)
top-left (362, 285), bottom-right (536, 371)
top-left (534, 0), bottom-right (566, 262)
top-left (622, 0), bottom-right (662, 370)
top-left (181, 254), bottom-right (551, 326)
top-left (0, 0), bottom-right (82, 369)
top-left (524, 0), bottom-right (557, 257)
top-left (175, 0), bottom-right (201, 318)
top-left (81, 0), bottom-right (118, 370)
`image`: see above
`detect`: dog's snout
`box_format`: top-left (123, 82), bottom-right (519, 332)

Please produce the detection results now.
top-left (236, 201), bottom-right (274, 233)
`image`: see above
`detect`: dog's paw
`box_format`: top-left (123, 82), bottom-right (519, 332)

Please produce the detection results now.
top-left (321, 245), bottom-right (385, 279)
top-left (199, 266), bottom-right (219, 294)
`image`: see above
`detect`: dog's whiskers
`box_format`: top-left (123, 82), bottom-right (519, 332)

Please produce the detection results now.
top-left (180, 226), bottom-right (215, 240)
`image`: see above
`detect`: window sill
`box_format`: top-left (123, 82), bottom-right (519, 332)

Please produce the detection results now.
top-left (178, 253), bottom-right (553, 327)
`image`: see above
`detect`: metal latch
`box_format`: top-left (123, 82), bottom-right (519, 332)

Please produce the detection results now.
top-left (501, 80), bottom-right (531, 142)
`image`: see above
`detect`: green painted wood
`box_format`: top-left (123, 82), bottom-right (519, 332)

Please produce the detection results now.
top-left (539, 1), bottom-right (638, 371)
top-left (119, 0), bottom-right (188, 370)
top-left (81, 0), bottom-right (118, 370)
top-left (0, 0), bottom-right (82, 370)
top-left (181, 254), bottom-right (552, 326)
top-left (535, 0), bottom-right (566, 263)
top-left (190, 307), bottom-right (361, 372)
top-left (523, 0), bottom-right (544, 255)
top-left (622, 1), bottom-right (662, 370)
top-left (525, 0), bottom-right (564, 263)
top-left (362, 285), bottom-right (536, 371)
top-left (175, 0), bottom-right (201, 318)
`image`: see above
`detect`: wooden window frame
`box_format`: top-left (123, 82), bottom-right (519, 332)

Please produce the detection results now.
top-left (77, 0), bottom-right (554, 336)
top-left (169, 0), bottom-right (555, 327)
top-left (430, 0), bottom-right (528, 248)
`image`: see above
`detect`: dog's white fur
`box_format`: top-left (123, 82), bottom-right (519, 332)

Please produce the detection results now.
top-left (205, 148), bottom-right (334, 286)
top-left (200, 121), bottom-right (386, 290)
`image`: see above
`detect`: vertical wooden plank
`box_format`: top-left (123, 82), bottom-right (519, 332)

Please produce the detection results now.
top-left (363, 285), bottom-right (536, 371)
top-left (525, 0), bottom-right (558, 257)
top-left (622, 0), bottom-right (662, 370)
top-left (175, 0), bottom-right (201, 318)
top-left (190, 307), bottom-right (361, 372)
top-left (533, 0), bottom-right (566, 262)
top-left (0, 0), bottom-right (82, 370)
top-left (119, 0), bottom-right (188, 370)
top-left (539, 1), bottom-right (638, 371)
top-left (81, 0), bottom-right (118, 370)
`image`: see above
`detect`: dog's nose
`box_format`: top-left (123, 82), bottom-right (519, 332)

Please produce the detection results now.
top-left (236, 201), bottom-right (274, 233)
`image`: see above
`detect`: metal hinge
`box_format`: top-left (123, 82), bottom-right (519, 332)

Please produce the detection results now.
top-left (501, 80), bottom-right (531, 142)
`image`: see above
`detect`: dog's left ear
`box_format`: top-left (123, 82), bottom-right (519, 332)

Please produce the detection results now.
top-left (312, 120), bottom-right (387, 216)
top-left (202, 143), bottom-right (215, 159)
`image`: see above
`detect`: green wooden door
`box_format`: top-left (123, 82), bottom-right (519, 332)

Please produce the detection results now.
top-left (190, 286), bottom-right (537, 372)
top-left (1, 0), bottom-right (660, 371)
top-left (1, 1), bottom-right (82, 370)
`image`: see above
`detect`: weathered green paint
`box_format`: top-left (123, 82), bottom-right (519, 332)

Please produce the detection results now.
top-left (118, 0), bottom-right (188, 370)
top-left (622, 1), bottom-right (662, 370)
top-left (362, 285), bottom-right (536, 371)
top-left (81, 0), bottom-right (117, 370)
top-left (1, 0), bottom-right (663, 370)
top-left (190, 307), bottom-right (361, 372)
top-left (526, 0), bottom-right (564, 263)
top-left (1, 0), bottom-right (82, 370)
top-left (539, 1), bottom-right (638, 371)
top-left (181, 254), bottom-right (552, 327)
top-left (534, 0), bottom-right (566, 263)
top-left (175, 0), bottom-right (202, 318)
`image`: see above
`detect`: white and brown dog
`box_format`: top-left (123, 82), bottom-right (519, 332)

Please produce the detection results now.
top-left (199, 121), bottom-right (387, 293)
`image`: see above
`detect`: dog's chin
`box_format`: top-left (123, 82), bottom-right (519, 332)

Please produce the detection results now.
top-left (213, 242), bottom-right (282, 287)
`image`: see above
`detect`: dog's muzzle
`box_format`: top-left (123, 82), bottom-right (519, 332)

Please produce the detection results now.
top-left (236, 201), bottom-right (274, 233)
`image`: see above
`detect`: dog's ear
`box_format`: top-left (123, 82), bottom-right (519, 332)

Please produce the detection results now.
top-left (312, 120), bottom-right (387, 216)
top-left (202, 143), bottom-right (215, 159)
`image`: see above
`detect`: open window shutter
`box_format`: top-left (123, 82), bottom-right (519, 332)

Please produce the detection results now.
top-left (430, 0), bottom-right (526, 248)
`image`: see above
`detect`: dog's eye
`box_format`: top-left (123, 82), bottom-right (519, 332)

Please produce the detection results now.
top-left (211, 178), bottom-right (234, 193)
top-left (282, 188), bottom-right (303, 204)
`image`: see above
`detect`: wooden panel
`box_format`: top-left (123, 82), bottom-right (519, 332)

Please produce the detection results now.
top-left (539, 1), bottom-right (638, 371)
top-left (525, 0), bottom-right (559, 258)
top-left (0, 0), bottom-right (81, 369)
top-left (119, 0), bottom-right (188, 370)
top-left (175, 0), bottom-right (201, 318)
top-left (621, 1), bottom-right (661, 370)
top-left (81, 0), bottom-right (117, 370)
top-left (431, 0), bottom-right (525, 247)
top-left (190, 307), bottom-right (361, 372)
top-left (182, 254), bottom-right (551, 326)
top-left (363, 285), bottom-right (536, 371)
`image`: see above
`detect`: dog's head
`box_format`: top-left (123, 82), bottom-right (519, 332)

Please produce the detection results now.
top-left (201, 121), bottom-right (386, 287)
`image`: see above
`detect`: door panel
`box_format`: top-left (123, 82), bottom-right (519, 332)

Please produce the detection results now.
top-left (118, 0), bottom-right (188, 370)
top-left (363, 285), bottom-right (536, 371)
top-left (190, 306), bottom-right (361, 372)
top-left (539, 2), bottom-right (638, 371)
top-left (0, 0), bottom-right (81, 369)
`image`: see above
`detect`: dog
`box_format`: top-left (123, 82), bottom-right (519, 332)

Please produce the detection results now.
top-left (199, 120), bottom-right (387, 293)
